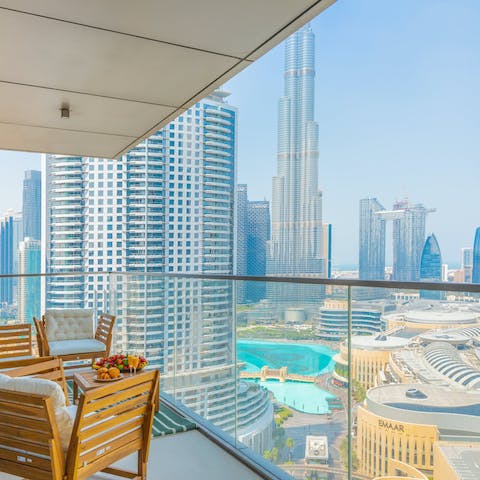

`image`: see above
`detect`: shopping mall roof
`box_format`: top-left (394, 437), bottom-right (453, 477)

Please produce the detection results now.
top-left (420, 326), bottom-right (480, 345)
top-left (436, 443), bottom-right (480, 480)
top-left (351, 333), bottom-right (410, 351)
top-left (0, 0), bottom-right (335, 159)
top-left (368, 384), bottom-right (480, 410)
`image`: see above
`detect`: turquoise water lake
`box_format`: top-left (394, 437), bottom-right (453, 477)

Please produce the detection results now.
top-left (237, 340), bottom-right (337, 375)
top-left (237, 340), bottom-right (339, 414)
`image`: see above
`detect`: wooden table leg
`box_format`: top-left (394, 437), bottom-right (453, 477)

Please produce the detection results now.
top-left (73, 381), bottom-right (79, 404)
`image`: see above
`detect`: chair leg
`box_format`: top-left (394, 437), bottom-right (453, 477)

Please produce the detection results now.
top-left (138, 449), bottom-right (147, 480)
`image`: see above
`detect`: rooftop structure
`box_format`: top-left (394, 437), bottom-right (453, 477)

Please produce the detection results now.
top-left (358, 383), bottom-right (480, 478)
top-left (419, 327), bottom-right (480, 346)
top-left (434, 442), bottom-right (480, 480)
top-left (316, 299), bottom-right (384, 341)
top-left (305, 435), bottom-right (329, 464)
top-left (366, 384), bottom-right (480, 435)
top-left (384, 302), bottom-right (480, 331)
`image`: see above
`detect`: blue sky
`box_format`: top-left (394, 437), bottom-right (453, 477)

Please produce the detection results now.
top-left (0, 0), bottom-right (479, 266)
top-left (225, 0), bottom-right (480, 266)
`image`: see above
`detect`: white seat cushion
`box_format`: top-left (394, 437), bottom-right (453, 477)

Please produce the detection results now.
top-left (0, 373), bottom-right (73, 449)
top-left (45, 309), bottom-right (94, 342)
top-left (49, 338), bottom-right (106, 356)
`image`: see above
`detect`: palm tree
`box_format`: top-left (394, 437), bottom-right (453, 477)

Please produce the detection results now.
top-left (263, 449), bottom-right (272, 462)
top-left (270, 447), bottom-right (279, 463)
top-left (285, 437), bottom-right (295, 461)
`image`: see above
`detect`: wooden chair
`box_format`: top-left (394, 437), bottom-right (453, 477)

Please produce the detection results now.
top-left (0, 323), bottom-right (33, 360)
top-left (0, 369), bottom-right (159, 480)
top-left (0, 355), bottom-right (70, 404)
top-left (34, 310), bottom-right (115, 368)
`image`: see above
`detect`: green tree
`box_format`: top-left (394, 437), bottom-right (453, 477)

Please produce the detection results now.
top-left (339, 438), bottom-right (359, 470)
top-left (263, 449), bottom-right (272, 462)
top-left (285, 437), bottom-right (294, 461)
top-left (270, 447), bottom-right (279, 463)
top-left (352, 380), bottom-right (366, 403)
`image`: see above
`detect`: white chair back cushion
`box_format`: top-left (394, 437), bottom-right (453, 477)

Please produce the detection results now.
top-left (0, 373), bottom-right (74, 448)
top-left (45, 309), bottom-right (94, 341)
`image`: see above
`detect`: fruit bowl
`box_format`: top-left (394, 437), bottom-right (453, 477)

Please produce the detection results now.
top-left (93, 353), bottom-right (148, 373)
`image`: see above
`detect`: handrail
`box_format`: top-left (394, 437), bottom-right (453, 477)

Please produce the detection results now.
top-left (2, 270), bottom-right (480, 293)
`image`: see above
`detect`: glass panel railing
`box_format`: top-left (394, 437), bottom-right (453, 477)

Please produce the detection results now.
top-left (351, 285), bottom-right (480, 480)
top-left (2, 271), bottom-right (480, 480)
top-left (235, 279), bottom-right (350, 480)
top-left (109, 273), bottom-right (239, 442)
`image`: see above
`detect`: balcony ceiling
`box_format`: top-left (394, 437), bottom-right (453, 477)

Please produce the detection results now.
top-left (0, 0), bottom-right (335, 159)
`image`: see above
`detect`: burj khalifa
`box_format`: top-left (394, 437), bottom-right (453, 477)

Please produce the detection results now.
top-left (267, 25), bottom-right (328, 289)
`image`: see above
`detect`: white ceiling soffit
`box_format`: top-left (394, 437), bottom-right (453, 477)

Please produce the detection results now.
top-left (0, 0), bottom-right (336, 159)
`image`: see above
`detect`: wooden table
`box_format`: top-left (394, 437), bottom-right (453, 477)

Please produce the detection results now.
top-left (73, 369), bottom-right (160, 412)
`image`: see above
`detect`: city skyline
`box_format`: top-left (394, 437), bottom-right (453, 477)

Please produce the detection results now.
top-left (0, 1), bottom-right (480, 266)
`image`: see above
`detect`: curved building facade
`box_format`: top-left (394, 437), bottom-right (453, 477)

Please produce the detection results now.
top-left (316, 300), bottom-right (383, 341)
top-left (384, 304), bottom-right (480, 332)
top-left (419, 233), bottom-right (442, 300)
top-left (423, 342), bottom-right (480, 390)
top-left (357, 384), bottom-right (480, 478)
top-left (334, 334), bottom-right (410, 389)
top-left (472, 227), bottom-right (480, 283)
top-left (43, 92), bottom-right (273, 449)
top-left (42, 155), bottom-right (86, 308)
top-left (419, 234), bottom-right (442, 281)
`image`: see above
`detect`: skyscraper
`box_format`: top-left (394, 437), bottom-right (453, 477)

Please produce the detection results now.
top-left (18, 238), bottom-right (41, 323)
top-left (43, 91), bottom-right (272, 448)
top-left (0, 211), bottom-right (22, 304)
top-left (462, 247), bottom-right (473, 283)
top-left (419, 233), bottom-right (443, 299)
top-left (246, 200), bottom-right (270, 302)
top-left (267, 25), bottom-right (328, 300)
top-left (23, 170), bottom-right (41, 240)
top-left (472, 227), bottom-right (480, 284)
top-left (392, 201), bottom-right (434, 281)
top-left (377, 200), bottom-right (435, 282)
top-left (0, 214), bottom-right (13, 304)
top-left (236, 184), bottom-right (248, 303)
top-left (359, 198), bottom-right (386, 280)
top-left (236, 184), bottom-right (271, 303)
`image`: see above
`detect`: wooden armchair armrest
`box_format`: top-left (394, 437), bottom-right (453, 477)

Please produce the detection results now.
top-left (33, 316), bottom-right (49, 356)
top-left (95, 313), bottom-right (116, 356)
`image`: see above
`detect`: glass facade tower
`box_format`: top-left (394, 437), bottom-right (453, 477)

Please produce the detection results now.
top-left (235, 184), bottom-right (248, 303)
top-left (18, 238), bottom-right (41, 323)
top-left (359, 198), bottom-right (386, 280)
top-left (246, 200), bottom-right (270, 303)
top-left (267, 25), bottom-right (328, 301)
top-left (236, 184), bottom-right (271, 303)
top-left (377, 201), bottom-right (435, 282)
top-left (0, 211), bottom-right (22, 304)
top-left (419, 233), bottom-right (443, 299)
top-left (462, 247), bottom-right (473, 283)
top-left (42, 91), bottom-right (272, 449)
top-left (419, 233), bottom-right (442, 281)
top-left (472, 227), bottom-right (480, 284)
top-left (22, 170), bottom-right (41, 240)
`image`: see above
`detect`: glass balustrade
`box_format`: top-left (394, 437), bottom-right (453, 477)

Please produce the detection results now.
top-left (1, 271), bottom-right (479, 480)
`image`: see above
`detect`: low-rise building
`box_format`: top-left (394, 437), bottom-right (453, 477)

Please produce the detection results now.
top-left (434, 442), bottom-right (480, 480)
top-left (333, 333), bottom-right (410, 389)
top-left (357, 384), bottom-right (480, 478)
